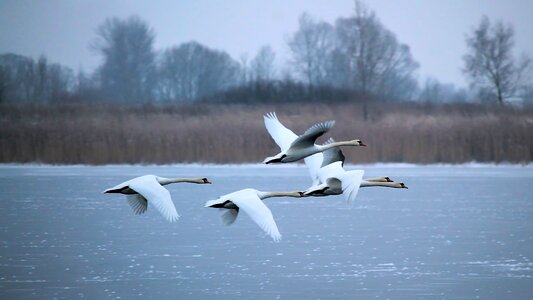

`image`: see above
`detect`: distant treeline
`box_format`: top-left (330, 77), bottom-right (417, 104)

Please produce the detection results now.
top-left (200, 81), bottom-right (364, 104)
top-left (1, 102), bottom-right (531, 164)
top-left (2, 2), bottom-right (531, 106)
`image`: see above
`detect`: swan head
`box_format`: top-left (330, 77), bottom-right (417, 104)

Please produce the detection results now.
top-left (200, 177), bottom-right (212, 184)
top-left (398, 182), bottom-right (408, 189)
top-left (353, 139), bottom-right (366, 146)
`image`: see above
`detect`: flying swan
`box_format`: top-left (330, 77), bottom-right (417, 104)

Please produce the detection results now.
top-left (303, 161), bottom-right (408, 202)
top-left (263, 112), bottom-right (366, 164)
top-left (104, 175), bottom-right (211, 222)
top-left (205, 188), bottom-right (304, 241)
top-left (303, 142), bottom-right (407, 202)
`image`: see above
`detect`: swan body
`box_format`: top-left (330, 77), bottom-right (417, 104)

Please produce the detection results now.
top-left (104, 175), bottom-right (211, 222)
top-left (303, 142), bottom-right (407, 202)
top-left (304, 161), bottom-right (408, 201)
top-left (304, 161), bottom-right (365, 202)
top-left (205, 188), bottom-right (303, 241)
top-left (263, 112), bottom-right (365, 164)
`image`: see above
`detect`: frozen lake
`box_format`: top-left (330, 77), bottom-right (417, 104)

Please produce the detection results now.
top-left (1, 164), bottom-right (532, 299)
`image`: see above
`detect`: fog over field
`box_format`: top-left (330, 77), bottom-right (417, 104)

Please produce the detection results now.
top-left (1, 164), bottom-right (532, 299)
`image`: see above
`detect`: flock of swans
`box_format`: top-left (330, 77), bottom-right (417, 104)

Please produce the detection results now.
top-left (104, 112), bottom-right (408, 241)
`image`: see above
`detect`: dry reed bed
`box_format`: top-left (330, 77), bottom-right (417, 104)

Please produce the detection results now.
top-left (1, 103), bottom-right (532, 164)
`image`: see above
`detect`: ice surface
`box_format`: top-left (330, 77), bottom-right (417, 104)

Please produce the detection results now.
top-left (0, 164), bottom-right (532, 299)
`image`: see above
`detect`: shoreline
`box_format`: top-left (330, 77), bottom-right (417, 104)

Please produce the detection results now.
top-left (1, 162), bottom-right (531, 168)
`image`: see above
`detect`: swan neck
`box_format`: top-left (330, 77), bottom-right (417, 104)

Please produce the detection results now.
top-left (360, 181), bottom-right (399, 188)
top-left (319, 140), bottom-right (354, 150)
top-left (259, 191), bottom-right (302, 199)
top-left (158, 177), bottom-right (200, 185)
top-left (365, 177), bottom-right (391, 182)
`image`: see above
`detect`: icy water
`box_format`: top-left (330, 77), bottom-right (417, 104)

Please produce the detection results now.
top-left (0, 164), bottom-right (532, 299)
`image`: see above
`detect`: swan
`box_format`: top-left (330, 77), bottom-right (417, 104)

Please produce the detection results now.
top-left (303, 162), bottom-right (407, 202)
top-left (104, 175), bottom-right (211, 222)
top-left (306, 137), bottom-right (396, 182)
top-left (303, 141), bottom-right (407, 202)
top-left (263, 112), bottom-right (366, 164)
top-left (205, 188), bottom-right (304, 241)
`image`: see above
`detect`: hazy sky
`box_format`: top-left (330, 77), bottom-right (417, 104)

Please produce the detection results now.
top-left (1, 0), bottom-right (532, 87)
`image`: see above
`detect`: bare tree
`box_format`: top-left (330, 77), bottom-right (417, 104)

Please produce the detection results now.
top-left (0, 55), bottom-right (25, 102)
top-left (0, 66), bottom-right (6, 103)
top-left (74, 69), bottom-right (100, 102)
top-left (250, 46), bottom-right (276, 82)
top-left (238, 53), bottom-right (250, 85)
top-left (419, 77), bottom-right (469, 103)
top-left (334, 1), bottom-right (418, 100)
top-left (288, 13), bottom-right (336, 86)
top-left (287, 3), bottom-right (418, 100)
top-left (0, 53), bottom-right (73, 103)
top-left (92, 16), bottom-right (156, 104)
top-left (463, 16), bottom-right (531, 105)
top-left (335, 2), bottom-right (378, 93)
top-left (158, 42), bottom-right (240, 102)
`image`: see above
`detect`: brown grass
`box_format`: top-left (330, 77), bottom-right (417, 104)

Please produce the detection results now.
top-left (1, 102), bottom-right (532, 164)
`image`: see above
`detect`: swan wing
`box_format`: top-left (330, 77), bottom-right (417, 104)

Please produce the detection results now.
top-left (205, 192), bottom-right (242, 226)
top-left (317, 161), bottom-right (345, 183)
top-left (264, 112), bottom-right (298, 152)
top-left (231, 192), bottom-right (282, 242)
top-left (204, 194), bottom-right (232, 208)
top-left (339, 170), bottom-right (364, 204)
top-left (321, 138), bottom-right (345, 167)
top-left (304, 182), bottom-right (328, 195)
top-left (103, 178), bottom-right (132, 193)
top-left (129, 177), bottom-right (179, 222)
top-left (304, 153), bottom-right (324, 185)
top-left (126, 194), bottom-right (148, 215)
top-left (219, 208), bottom-right (239, 226)
top-left (104, 175), bottom-right (156, 193)
top-left (325, 177), bottom-right (343, 194)
top-left (290, 120), bottom-right (335, 150)
top-left (304, 176), bottom-right (343, 196)
top-left (304, 139), bottom-right (345, 185)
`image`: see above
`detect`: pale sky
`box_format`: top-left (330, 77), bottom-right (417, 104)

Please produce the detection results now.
top-left (1, 0), bottom-right (532, 87)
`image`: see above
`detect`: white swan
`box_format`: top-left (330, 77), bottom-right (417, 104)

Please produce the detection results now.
top-left (304, 160), bottom-right (407, 202)
top-left (303, 140), bottom-right (407, 202)
top-left (104, 175), bottom-right (211, 222)
top-left (263, 112), bottom-right (366, 164)
top-left (205, 188), bottom-right (304, 241)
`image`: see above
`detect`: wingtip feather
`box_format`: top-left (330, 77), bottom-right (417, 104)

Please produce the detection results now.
top-left (272, 233), bottom-right (282, 242)
top-left (323, 137), bottom-right (336, 145)
top-left (167, 213), bottom-right (180, 223)
top-left (264, 111), bottom-right (277, 119)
